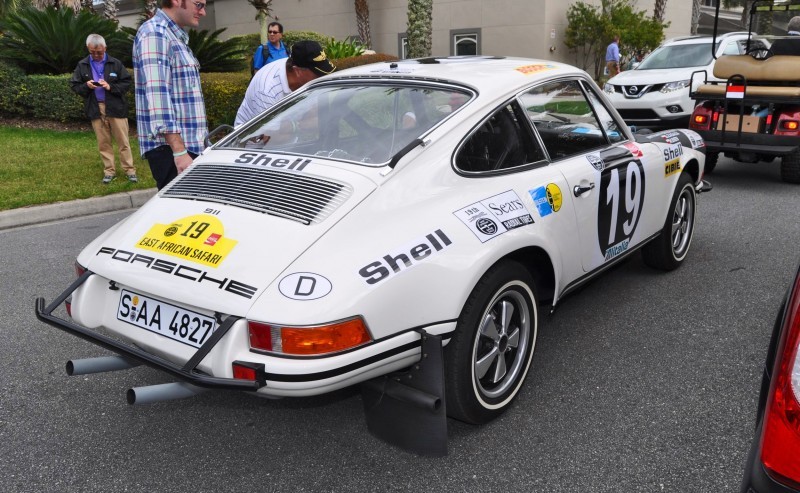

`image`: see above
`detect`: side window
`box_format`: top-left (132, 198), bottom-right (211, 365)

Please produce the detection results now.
top-left (581, 81), bottom-right (624, 143)
top-left (455, 103), bottom-right (546, 173)
top-left (724, 41), bottom-right (743, 55)
top-left (519, 79), bottom-right (609, 161)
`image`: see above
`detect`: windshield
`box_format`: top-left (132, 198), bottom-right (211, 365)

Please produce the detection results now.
top-left (224, 83), bottom-right (471, 165)
top-left (637, 42), bottom-right (716, 70)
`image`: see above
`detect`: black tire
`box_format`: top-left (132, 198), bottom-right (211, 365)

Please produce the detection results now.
top-left (445, 261), bottom-right (537, 424)
top-left (781, 150), bottom-right (800, 184)
top-left (642, 172), bottom-right (696, 271)
top-left (704, 151), bottom-right (718, 175)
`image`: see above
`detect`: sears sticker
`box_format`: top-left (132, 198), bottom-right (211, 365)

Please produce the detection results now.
top-left (454, 190), bottom-right (534, 243)
top-left (528, 183), bottom-right (563, 218)
top-left (136, 214), bottom-right (237, 268)
top-left (278, 273), bottom-right (332, 300)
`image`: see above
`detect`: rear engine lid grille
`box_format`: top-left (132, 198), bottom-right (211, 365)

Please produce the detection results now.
top-left (161, 164), bottom-right (353, 225)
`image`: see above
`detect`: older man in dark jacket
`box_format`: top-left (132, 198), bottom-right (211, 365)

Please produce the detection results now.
top-left (70, 34), bottom-right (137, 184)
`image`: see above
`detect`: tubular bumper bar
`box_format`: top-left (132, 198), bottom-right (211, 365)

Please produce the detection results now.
top-left (34, 271), bottom-right (263, 391)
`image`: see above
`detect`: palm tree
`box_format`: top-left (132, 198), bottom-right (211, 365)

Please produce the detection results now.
top-left (355, 0), bottom-right (371, 48)
top-left (103, 0), bottom-right (118, 22)
top-left (406, 0), bottom-right (432, 58)
top-left (653, 0), bottom-right (667, 23)
top-left (248, 0), bottom-right (273, 45)
top-left (690, 0), bottom-right (701, 35)
top-left (79, 0), bottom-right (93, 14)
top-left (32, 0), bottom-right (79, 9)
top-left (1, 0), bottom-right (30, 18)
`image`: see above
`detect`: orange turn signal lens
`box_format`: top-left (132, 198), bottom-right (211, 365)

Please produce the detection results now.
top-left (693, 114), bottom-right (708, 125)
top-left (282, 318), bottom-right (371, 355)
top-left (248, 317), bottom-right (372, 355)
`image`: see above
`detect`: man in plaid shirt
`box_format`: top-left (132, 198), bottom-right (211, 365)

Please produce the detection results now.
top-left (133, 0), bottom-right (208, 190)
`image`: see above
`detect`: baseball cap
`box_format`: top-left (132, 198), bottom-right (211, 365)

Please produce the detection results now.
top-left (291, 40), bottom-right (336, 77)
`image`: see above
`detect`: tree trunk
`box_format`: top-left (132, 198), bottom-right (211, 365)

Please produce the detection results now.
top-left (653, 0), bottom-right (668, 23)
top-left (355, 0), bottom-right (372, 48)
top-left (406, 0), bottom-right (432, 58)
top-left (103, 0), bottom-right (118, 21)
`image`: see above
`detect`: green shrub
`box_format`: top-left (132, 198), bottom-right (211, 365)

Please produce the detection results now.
top-left (0, 60), bottom-right (26, 115)
top-left (0, 6), bottom-right (129, 75)
top-left (201, 72), bottom-right (250, 128)
top-left (324, 37), bottom-right (366, 59)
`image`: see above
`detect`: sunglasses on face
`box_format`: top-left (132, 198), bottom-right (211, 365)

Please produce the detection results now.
top-left (192, 1), bottom-right (206, 10)
top-left (268, 30), bottom-right (281, 34)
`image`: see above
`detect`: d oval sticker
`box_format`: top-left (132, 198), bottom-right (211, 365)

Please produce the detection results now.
top-left (278, 273), bottom-right (332, 300)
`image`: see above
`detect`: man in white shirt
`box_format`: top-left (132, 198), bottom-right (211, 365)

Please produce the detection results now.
top-left (235, 40), bottom-right (336, 126)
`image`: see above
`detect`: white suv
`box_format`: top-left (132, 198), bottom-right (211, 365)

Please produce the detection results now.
top-left (603, 32), bottom-right (756, 129)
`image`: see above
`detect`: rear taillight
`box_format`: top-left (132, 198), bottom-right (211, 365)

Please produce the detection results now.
top-left (689, 105), bottom-right (713, 131)
top-left (760, 268), bottom-right (800, 489)
top-left (247, 317), bottom-right (372, 356)
top-left (75, 261), bottom-right (86, 277)
top-left (66, 262), bottom-right (87, 317)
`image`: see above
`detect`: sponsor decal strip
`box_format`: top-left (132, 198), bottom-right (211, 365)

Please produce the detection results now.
top-left (454, 190), bottom-right (534, 242)
top-left (234, 153), bottom-right (312, 171)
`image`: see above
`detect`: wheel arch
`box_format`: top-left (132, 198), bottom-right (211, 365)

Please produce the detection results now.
top-left (498, 246), bottom-right (556, 306)
top-left (683, 157), bottom-right (701, 184)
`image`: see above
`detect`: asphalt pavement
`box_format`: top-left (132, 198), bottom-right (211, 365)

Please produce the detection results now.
top-left (0, 188), bottom-right (157, 230)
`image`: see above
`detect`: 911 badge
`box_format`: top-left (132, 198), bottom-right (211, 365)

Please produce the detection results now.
top-left (136, 214), bottom-right (238, 268)
top-left (454, 190), bottom-right (534, 243)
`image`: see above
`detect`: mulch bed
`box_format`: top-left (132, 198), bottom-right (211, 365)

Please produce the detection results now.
top-left (2, 116), bottom-right (92, 132)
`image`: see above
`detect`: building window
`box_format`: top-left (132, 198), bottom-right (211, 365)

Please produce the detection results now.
top-left (451, 29), bottom-right (480, 56)
top-left (398, 34), bottom-right (409, 59)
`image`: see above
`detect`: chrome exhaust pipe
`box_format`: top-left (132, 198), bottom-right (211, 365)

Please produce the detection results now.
top-left (66, 355), bottom-right (140, 376)
top-left (126, 382), bottom-right (207, 405)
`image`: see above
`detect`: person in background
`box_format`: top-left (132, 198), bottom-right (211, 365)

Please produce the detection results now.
top-left (133, 0), bottom-right (208, 190)
top-left (252, 22), bottom-right (290, 74)
top-left (605, 34), bottom-right (622, 78)
top-left (235, 40), bottom-right (336, 126)
top-left (70, 34), bottom-right (136, 184)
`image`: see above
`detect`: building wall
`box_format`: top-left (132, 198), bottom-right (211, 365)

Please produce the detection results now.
top-left (119, 0), bottom-right (693, 64)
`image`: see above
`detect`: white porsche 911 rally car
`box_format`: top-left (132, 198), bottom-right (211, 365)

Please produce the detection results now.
top-left (37, 56), bottom-right (708, 453)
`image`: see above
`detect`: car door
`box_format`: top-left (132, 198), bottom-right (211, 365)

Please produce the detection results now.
top-left (519, 78), bottom-right (654, 273)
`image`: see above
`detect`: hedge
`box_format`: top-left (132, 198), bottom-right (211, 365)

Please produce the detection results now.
top-left (0, 52), bottom-right (399, 130)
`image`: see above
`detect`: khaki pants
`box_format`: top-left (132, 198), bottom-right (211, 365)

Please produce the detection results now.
top-left (91, 102), bottom-right (135, 177)
top-left (606, 60), bottom-right (620, 78)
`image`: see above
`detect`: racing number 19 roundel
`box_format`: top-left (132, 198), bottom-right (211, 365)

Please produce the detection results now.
top-left (597, 160), bottom-right (645, 261)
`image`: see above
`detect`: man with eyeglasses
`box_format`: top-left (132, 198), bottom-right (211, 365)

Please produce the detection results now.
top-left (133, 0), bottom-right (208, 190)
top-left (253, 22), bottom-right (290, 75)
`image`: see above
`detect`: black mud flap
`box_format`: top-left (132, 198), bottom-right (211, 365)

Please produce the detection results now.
top-left (361, 330), bottom-right (447, 456)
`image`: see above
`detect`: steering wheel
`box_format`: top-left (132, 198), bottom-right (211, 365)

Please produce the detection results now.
top-left (746, 47), bottom-right (773, 60)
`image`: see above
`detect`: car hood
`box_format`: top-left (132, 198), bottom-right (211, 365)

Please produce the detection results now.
top-left (608, 68), bottom-right (700, 85)
top-left (78, 150), bottom-right (381, 316)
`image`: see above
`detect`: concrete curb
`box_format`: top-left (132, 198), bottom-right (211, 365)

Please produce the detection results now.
top-left (0, 188), bottom-right (157, 231)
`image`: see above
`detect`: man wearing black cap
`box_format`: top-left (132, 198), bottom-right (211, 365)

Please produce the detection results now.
top-left (235, 40), bottom-right (336, 126)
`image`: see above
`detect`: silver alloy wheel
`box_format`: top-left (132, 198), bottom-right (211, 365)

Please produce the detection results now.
top-left (471, 286), bottom-right (531, 399)
top-left (671, 184), bottom-right (694, 259)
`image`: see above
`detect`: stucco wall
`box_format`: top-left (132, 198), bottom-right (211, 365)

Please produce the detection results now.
top-left (118, 0), bottom-right (694, 65)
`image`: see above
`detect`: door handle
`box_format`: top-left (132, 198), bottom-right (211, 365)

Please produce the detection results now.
top-left (573, 183), bottom-right (595, 197)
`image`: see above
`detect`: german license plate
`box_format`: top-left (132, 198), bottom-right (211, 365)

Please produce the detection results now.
top-left (117, 289), bottom-right (216, 348)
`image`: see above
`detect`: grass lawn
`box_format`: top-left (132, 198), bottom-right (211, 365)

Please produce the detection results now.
top-left (0, 125), bottom-right (156, 211)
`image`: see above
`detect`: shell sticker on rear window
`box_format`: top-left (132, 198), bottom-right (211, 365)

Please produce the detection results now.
top-left (515, 64), bottom-right (557, 75)
top-left (454, 190), bottom-right (534, 243)
top-left (528, 184), bottom-right (563, 218)
top-left (136, 214), bottom-right (238, 268)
